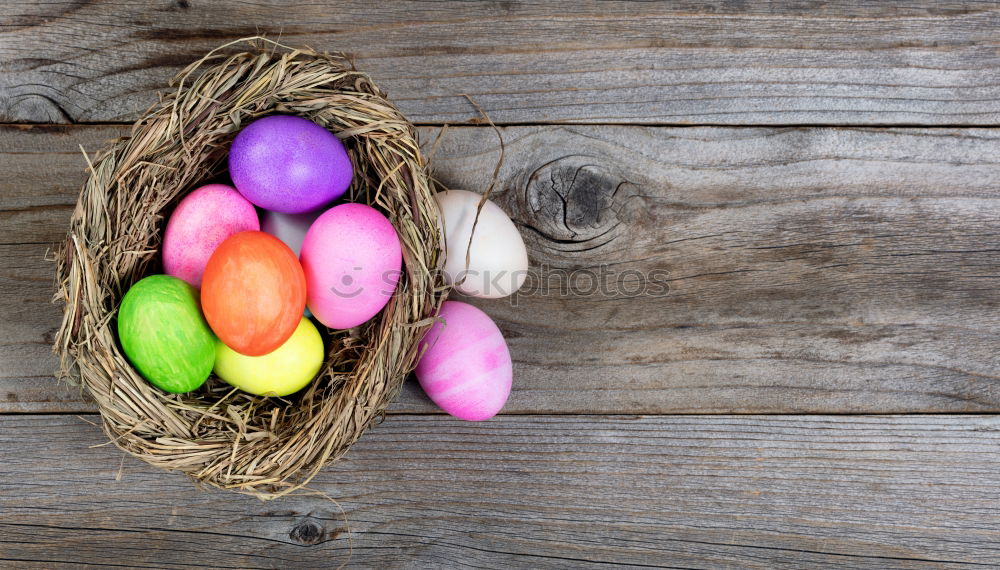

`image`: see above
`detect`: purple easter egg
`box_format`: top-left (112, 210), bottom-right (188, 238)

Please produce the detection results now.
top-left (228, 115), bottom-right (353, 213)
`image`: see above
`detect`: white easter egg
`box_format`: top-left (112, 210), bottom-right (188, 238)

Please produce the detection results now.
top-left (260, 209), bottom-right (323, 257)
top-left (434, 190), bottom-right (528, 298)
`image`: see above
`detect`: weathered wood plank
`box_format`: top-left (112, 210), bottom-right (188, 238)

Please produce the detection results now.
top-left (0, 125), bottom-right (113, 244)
top-left (2, 414), bottom-right (1000, 568)
top-left (4, 1), bottom-right (1000, 125)
top-left (4, 124), bottom-right (1000, 414)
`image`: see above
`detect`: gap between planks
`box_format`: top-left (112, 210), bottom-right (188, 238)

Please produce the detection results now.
top-left (8, 122), bottom-right (1000, 129)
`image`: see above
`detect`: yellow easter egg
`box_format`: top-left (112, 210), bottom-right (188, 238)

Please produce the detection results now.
top-left (214, 317), bottom-right (324, 396)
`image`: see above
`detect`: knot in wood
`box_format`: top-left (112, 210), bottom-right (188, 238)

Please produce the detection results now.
top-left (517, 154), bottom-right (634, 249)
top-left (289, 520), bottom-right (325, 545)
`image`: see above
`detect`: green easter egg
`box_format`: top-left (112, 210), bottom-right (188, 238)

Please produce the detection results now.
top-left (117, 275), bottom-right (216, 393)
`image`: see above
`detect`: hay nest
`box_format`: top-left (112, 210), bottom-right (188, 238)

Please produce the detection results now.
top-left (52, 37), bottom-right (446, 499)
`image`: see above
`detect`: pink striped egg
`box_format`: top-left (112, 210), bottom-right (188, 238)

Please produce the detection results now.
top-left (415, 301), bottom-right (512, 421)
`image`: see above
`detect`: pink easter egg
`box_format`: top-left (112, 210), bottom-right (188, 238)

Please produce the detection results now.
top-left (163, 184), bottom-right (260, 287)
top-left (415, 301), bottom-right (512, 421)
top-left (300, 203), bottom-right (402, 329)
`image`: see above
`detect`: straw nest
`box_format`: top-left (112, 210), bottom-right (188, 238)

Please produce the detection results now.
top-left (52, 37), bottom-right (446, 499)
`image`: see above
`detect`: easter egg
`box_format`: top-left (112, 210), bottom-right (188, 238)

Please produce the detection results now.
top-left (261, 209), bottom-right (322, 257)
top-left (415, 301), bottom-right (512, 421)
top-left (201, 231), bottom-right (307, 356)
top-left (434, 190), bottom-right (528, 298)
top-left (214, 317), bottom-right (324, 396)
top-left (117, 275), bottom-right (216, 393)
top-left (229, 115), bottom-right (353, 213)
top-left (163, 184), bottom-right (260, 287)
top-left (300, 203), bottom-right (402, 330)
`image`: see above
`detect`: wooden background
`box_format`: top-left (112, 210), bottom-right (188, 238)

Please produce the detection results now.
top-left (3, 1), bottom-right (1000, 567)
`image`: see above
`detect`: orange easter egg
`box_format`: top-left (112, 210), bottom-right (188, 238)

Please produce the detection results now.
top-left (201, 231), bottom-right (306, 356)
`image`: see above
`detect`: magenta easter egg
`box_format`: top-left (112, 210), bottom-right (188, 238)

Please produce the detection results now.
top-left (229, 115), bottom-right (353, 213)
top-left (300, 203), bottom-right (402, 329)
top-left (415, 301), bottom-right (512, 421)
top-left (163, 184), bottom-right (260, 287)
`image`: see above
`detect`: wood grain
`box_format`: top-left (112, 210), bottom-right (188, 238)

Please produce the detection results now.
top-left (2, 413), bottom-right (1000, 568)
top-left (4, 1), bottom-right (1000, 125)
top-left (5, 124), bottom-right (1000, 414)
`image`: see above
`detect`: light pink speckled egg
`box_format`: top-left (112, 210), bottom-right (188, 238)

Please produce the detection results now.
top-left (415, 301), bottom-right (512, 421)
top-left (300, 203), bottom-right (402, 329)
top-left (163, 184), bottom-right (259, 287)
